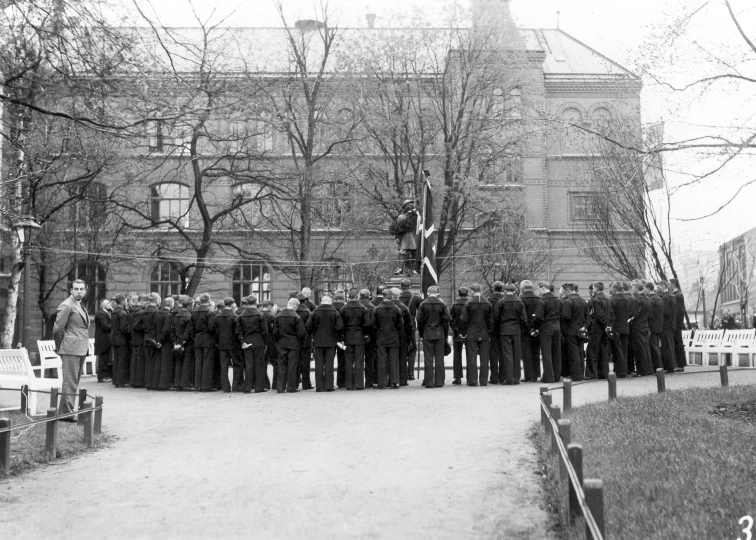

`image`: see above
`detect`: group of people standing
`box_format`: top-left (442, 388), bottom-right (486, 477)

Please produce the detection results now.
top-left (61, 275), bottom-right (690, 407)
top-left (448, 278), bottom-right (689, 386)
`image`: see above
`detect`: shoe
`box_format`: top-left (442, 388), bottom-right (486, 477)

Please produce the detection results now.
top-left (391, 384), bottom-right (399, 389)
top-left (316, 389), bottom-right (323, 392)
top-left (665, 369), bottom-right (675, 374)
top-left (489, 379), bottom-right (499, 385)
top-left (501, 379), bottom-right (515, 386)
top-left (452, 379), bottom-right (461, 385)
top-left (376, 385), bottom-right (385, 389)
top-left (674, 367), bottom-right (684, 372)
top-left (325, 388), bottom-right (335, 392)
top-left (425, 385), bottom-right (435, 389)
top-left (287, 389), bottom-right (300, 393)
top-left (400, 382), bottom-right (408, 386)
top-left (467, 383), bottom-right (478, 387)
top-left (243, 390), bottom-right (252, 394)
top-left (408, 375), bottom-right (415, 380)
top-left (354, 387), bottom-right (364, 390)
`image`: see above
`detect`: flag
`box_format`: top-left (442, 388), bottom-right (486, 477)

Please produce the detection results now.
top-left (419, 175), bottom-right (438, 294)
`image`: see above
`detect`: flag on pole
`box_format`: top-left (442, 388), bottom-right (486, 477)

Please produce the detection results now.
top-left (419, 173), bottom-right (438, 294)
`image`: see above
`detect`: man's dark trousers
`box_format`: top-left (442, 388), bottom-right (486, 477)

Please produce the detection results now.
top-left (407, 333), bottom-right (418, 377)
top-left (278, 347), bottom-right (299, 392)
top-left (336, 347), bottom-right (346, 388)
top-left (564, 334), bottom-right (584, 380)
top-left (489, 335), bottom-right (502, 384)
top-left (131, 343), bottom-right (145, 387)
top-left (144, 344), bottom-right (157, 389)
top-left (499, 334), bottom-right (521, 383)
top-left (314, 346), bottom-right (336, 390)
top-left (194, 346), bottom-right (215, 391)
top-left (178, 343), bottom-right (195, 389)
top-left (345, 344), bottom-right (365, 389)
top-left (649, 333), bottom-right (663, 371)
top-left (465, 339), bottom-right (489, 385)
top-left (364, 341), bottom-right (376, 386)
top-left (586, 329), bottom-right (610, 379)
top-left (376, 346), bottom-right (398, 387)
top-left (673, 329), bottom-right (687, 368)
top-left (632, 330), bottom-right (654, 375)
top-left (661, 330), bottom-right (676, 372)
top-left (243, 346), bottom-right (265, 392)
top-left (610, 334), bottom-right (629, 377)
top-left (422, 338), bottom-right (445, 388)
top-left (521, 334), bottom-right (540, 381)
top-left (113, 345), bottom-right (130, 387)
top-left (539, 330), bottom-right (561, 383)
top-left (220, 350), bottom-right (243, 392)
top-left (452, 340), bottom-right (465, 380)
top-left (298, 346), bottom-right (313, 389)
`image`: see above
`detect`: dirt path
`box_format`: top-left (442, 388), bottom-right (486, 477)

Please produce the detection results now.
top-left (3, 365), bottom-right (752, 539)
top-left (0, 374), bottom-right (552, 540)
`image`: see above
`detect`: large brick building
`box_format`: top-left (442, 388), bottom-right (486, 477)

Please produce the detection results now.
top-left (1, 0), bottom-right (642, 343)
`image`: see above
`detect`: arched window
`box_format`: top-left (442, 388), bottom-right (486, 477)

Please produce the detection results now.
top-left (232, 262), bottom-right (271, 305)
top-left (150, 261), bottom-right (185, 298)
top-left (591, 107), bottom-right (612, 132)
top-left (560, 107), bottom-right (583, 153)
top-left (150, 183), bottom-right (189, 227)
top-left (68, 260), bottom-right (107, 314)
top-left (316, 259), bottom-right (353, 300)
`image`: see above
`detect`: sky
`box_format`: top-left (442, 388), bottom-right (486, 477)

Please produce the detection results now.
top-left (120, 0), bottom-right (756, 256)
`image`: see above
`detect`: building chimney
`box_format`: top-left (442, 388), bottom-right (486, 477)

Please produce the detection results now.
top-left (366, 13), bottom-right (376, 29)
top-left (294, 19), bottom-right (325, 31)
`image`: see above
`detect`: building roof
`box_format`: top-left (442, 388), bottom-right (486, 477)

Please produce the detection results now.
top-left (127, 26), bottom-right (639, 80)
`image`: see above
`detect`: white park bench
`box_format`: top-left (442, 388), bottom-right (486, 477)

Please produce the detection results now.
top-left (687, 329), bottom-right (724, 366)
top-left (681, 329), bottom-right (692, 349)
top-left (723, 330), bottom-right (756, 368)
top-left (0, 348), bottom-right (62, 414)
top-left (38, 339), bottom-right (97, 378)
top-left (36, 340), bottom-right (64, 384)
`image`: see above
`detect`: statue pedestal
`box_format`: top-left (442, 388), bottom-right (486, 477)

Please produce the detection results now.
top-left (384, 275), bottom-right (422, 295)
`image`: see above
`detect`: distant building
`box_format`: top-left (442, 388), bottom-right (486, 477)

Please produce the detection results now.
top-left (718, 226), bottom-right (756, 327)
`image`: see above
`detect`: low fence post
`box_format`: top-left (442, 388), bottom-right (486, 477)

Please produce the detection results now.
top-left (720, 365), bottom-right (729, 387)
top-left (20, 385), bottom-right (28, 414)
top-left (608, 373), bottom-right (617, 400)
top-left (94, 395), bottom-right (103, 435)
top-left (77, 388), bottom-right (88, 426)
top-left (584, 479), bottom-right (606, 538)
top-left (563, 379), bottom-right (572, 412)
top-left (656, 369), bottom-right (666, 393)
top-left (82, 400), bottom-right (94, 448)
top-left (0, 418), bottom-right (10, 473)
top-left (540, 385), bottom-right (549, 426)
top-left (542, 393), bottom-right (552, 437)
top-left (50, 388), bottom-right (59, 410)
top-left (567, 444), bottom-right (583, 525)
top-left (557, 419), bottom-right (571, 480)
top-left (550, 405), bottom-right (561, 455)
top-left (45, 408), bottom-right (58, 460)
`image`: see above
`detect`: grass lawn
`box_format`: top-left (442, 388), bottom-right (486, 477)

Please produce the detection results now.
top-left (0, 410), bottom-right (113, 478)
top-left (533, 385), bottom-right (756, 540)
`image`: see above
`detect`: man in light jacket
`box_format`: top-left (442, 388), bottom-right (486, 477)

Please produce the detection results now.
top-left (53, 279), bottom-right (91, 420)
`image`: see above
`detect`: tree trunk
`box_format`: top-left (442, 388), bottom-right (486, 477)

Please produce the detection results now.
top-left (0, 234), bottom-right (23, 348)
top-left (299, 164), bottom-right (313, 290)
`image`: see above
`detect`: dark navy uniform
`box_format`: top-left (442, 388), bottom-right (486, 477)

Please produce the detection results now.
top-left (494, 293), bottom-right (527, 384)
top-left (238, 306), bottom-right (268, 392)
top-left (374, 300), bottom-right (402, 388)
top-left (393, 299), bottom-right (413, 385)
top-left (661, 290), bottom-right (677, 372)
top-left (609, 290), bottom-right (631, 377)
top-left (172, 307), bottom-right (193, 389)
top-left (306, 304), bottom-right (344, 391)
top-left (186, 304), bottom-right (217, 391)
top-left (340, 300), bottom-right (372, 389)
top-left (214, 307), bottom-right (243, 392)
top-left (399, 289), bottom-right (422, 378)
top-left (416, 296), bottom-right (451, 388)
top-left (631, 293), bottom-right (654, 376)
top-left (585, 292), bottom-right (612, 379)
top-left (460, 296), bottom-right (493, 385)
top-left (273, 308), bottom-right (306, 392)
top-left (111, 305), bottom-right (131, 388)
top-left (360, 298), bottom-right (377, 386)
top-left (561, 292), bottom-right (587, 380)
top-left (142, 304), bottom-right (160, 389)
top-left (450, 296), bottom-right (469, 381)
top-left (486, 291), bottom-right (505, 384)
top-left (153, 307), bottom-right (174, 390)
top-left (129, 305), bottom-right (145, 387)
top-left (519, 291), bottom-right (541, 381)
top-left (648, 292), bottom-right (665, 371)
top-left (534, 292), bottom-right (562, 383)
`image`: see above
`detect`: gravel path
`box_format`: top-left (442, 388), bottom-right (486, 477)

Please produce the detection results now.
top-left (0, 371), bottom-right (552, 540)
top-left (2, 365), bottom-right (753, 539)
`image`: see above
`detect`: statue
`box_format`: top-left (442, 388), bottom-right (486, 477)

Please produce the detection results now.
top-left (389, 199), bottom-right (420, 275)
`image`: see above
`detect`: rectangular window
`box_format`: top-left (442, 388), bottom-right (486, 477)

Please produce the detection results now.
top-left (570, 193), bottom-right (595, 222)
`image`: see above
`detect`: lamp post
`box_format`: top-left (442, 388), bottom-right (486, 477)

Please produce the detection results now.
top-left (14, 216), bottom-right (41, 347)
